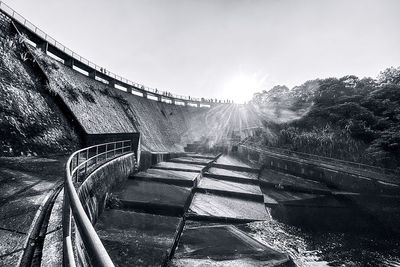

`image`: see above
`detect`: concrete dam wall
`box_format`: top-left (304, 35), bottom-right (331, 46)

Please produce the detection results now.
top-left (0, 6), bottom-right (261, 156)
top-left (32, 48), bottom-right (210, 152)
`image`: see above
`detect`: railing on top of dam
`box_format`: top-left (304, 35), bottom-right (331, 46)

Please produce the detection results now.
top-left (0, 1), bottom-right (230, 107)
top-left (63, 140), bottom-right (132, 267)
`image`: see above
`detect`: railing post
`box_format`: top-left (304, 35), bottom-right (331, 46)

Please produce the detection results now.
top-left (114, 142), bottom-right (116, 157)
top-left (75, 153), bottom-right (80, 182)
top-left (105, 144), bottom-right (108, 160)
top-left (95, 146), bottom-right (99, 164)
top-left (85, 149), bottom-right (89, 178)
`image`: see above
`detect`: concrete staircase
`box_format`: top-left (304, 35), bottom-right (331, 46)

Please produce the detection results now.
top-left (95, 153), bottom-right (294, 266)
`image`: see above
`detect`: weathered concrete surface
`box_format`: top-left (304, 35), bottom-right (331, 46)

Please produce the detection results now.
top-left (113, 180), bottom-right (192, 216)
top-left (40, 188), bottom-right (64, 267)
top-left (0, 229), bottom-right (25, 265)
top-left (188, 193), bottom-right (269, 222)
top-left (40, 228), bottom-right (63, 267)
top-left (206, 167), bottom-right (259, 184)
top-left (152, 161), bottom-right (205, 172)
top-left (260, 168), bottom-right (331, 194)
top-left (33, 47), bottom-right (214, 152)
top-left (132, 168), bottom-right (200, 187)
top-left (0, 156), bottom-right (66, 266)
top-left (138, 151), bottom-right (185, 171)
top-left (262, 189), bottom-right (330, 206)
top-left (96, 153), bottom-right (295, 265)
top-left (78, 153), bottom-right (136, 223)
top-left (169, 156), bottom-right (213, 165)
top-left (184, 153), bottom-right (217, 159)
top-left (216, 154), bottom-right (253, 168)
top-left (96, 209), bottom-right (181, 267)
top-left (197, 177), bottom-right (263, 200)
top-left (0, 249), bottom-right (24, 267)
top-left (237, 146), bottom-right (400, 195)
top-left (171, 223), bottom-right (293, 266)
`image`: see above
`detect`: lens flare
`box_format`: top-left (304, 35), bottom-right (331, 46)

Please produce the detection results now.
top-left (220, 72), bottom-right (269, 104)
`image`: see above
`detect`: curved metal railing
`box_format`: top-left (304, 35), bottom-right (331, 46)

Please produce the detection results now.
top-left (63, 140), bottom-right (132, 267)
top-left (0, 1), bottom-right (228, 105)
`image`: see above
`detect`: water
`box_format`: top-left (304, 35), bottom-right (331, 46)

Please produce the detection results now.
top-left (245, 218), bottom-right (400, 267)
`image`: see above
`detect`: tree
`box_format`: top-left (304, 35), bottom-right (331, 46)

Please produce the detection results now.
top-left (377, 67), bottom-right (400, 85)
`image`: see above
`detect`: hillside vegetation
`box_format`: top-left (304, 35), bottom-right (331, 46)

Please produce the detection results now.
top-left (251, 67), bottom-right (400, 171)
top-left (0, 34), bottom-right (79, 156)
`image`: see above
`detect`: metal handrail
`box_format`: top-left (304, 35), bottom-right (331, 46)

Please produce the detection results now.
top-left (63, 140), bottom-right (132, 267)
top-left (0, 1), bottom-right (227, 105)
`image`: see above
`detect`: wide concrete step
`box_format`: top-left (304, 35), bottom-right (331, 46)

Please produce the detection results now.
top-left (96, 209), bottom-right (182, 267)
top-left (262, 188), bottom-right (343, 207)
top-left (260, 168), bottom-right (332, 194)
top-left (169, 156), bottom-right (213, 166)
top-left (152, 161), bottom-right (205, 173)
top-left (196, 177), bottom-right (263, 201)
top-left (112, 180), bottom-right (192, 216)
top-left (187, 193), bottom-right (270, 222)
top-left (171, 223), bottom-right (294, 266)
top-left (211, 163), bottom-right (259, 173)
top-left (184, 153), bottom-right (217, 160)
top-left (131, 168), bottom-right (199, 187)
top-left (215, 154), bottom-right (253, 168)
top-left (205, 167), bottom-right (259, 184)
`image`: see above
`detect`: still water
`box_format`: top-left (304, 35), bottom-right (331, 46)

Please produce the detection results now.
top-left (245, 218), bottom-right (400, 267)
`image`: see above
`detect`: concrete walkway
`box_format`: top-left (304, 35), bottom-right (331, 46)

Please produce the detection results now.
top-left (96, 154), bottom-right (294, 266)
top-left (0, 156), bottom-right (66, 266)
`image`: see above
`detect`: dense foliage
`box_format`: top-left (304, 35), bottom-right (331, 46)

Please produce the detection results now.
top-left (251, 67), bottom-right (400, 170)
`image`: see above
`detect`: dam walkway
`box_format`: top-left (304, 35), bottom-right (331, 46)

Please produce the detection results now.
top-left (95, 154), bottom-right (294, 266)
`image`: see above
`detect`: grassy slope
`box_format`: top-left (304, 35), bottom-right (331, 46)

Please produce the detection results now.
top-left (0, 34), bottom-right (79, 156)
top-left (33, 49), bottom-right (137, 134)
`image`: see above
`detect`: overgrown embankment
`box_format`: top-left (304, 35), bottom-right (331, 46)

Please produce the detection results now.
top-left (0, 13), bottom-right (79, 156)
top-left (251, 72), bottom-right (400, 171)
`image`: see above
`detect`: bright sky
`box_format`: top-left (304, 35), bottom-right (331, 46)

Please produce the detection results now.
top-left (5, 0), bottom-right (400, 103)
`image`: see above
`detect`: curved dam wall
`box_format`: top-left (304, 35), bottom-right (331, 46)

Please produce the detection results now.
top-left (32, 48), bottom-right (210, 152)
top-left (0, 8), bottom-right (262, 156)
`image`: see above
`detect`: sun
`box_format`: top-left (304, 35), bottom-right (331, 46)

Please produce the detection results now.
top-left (221, 72), bottom-right (267, 104)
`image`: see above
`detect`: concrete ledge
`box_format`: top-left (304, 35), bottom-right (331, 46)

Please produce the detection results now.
top-left (259, 180), bottom-right (332, 195)
top-left (236, 146), bottom-right (400, 195)
top-left (138, 151), bottom-right (185, 171)
top-left (171, 224), bottom-right (294, 266)
top-left (152, 166), bottom-right (202, 173)
top-left (95, 210), bottom-right (183, 266)
top-left (78, 153), bottom-right (136, 223)
top-left (40, 188), bottom-right (64, 267)
top-left (212, 163), bottom-right (260, 173)
top-left (131, 170), bottom-right (199, 187)
top-left (194, 188), bottom-right (264, 202)
top-left (204, 173), bottom-right (260, 185)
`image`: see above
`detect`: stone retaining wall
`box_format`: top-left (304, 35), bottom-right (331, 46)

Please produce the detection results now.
top-left (236, 145), bottom-right (399, 195)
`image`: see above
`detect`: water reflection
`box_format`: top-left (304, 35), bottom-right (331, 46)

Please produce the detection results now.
top-left (244, 212), bottom-right (400, 267)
